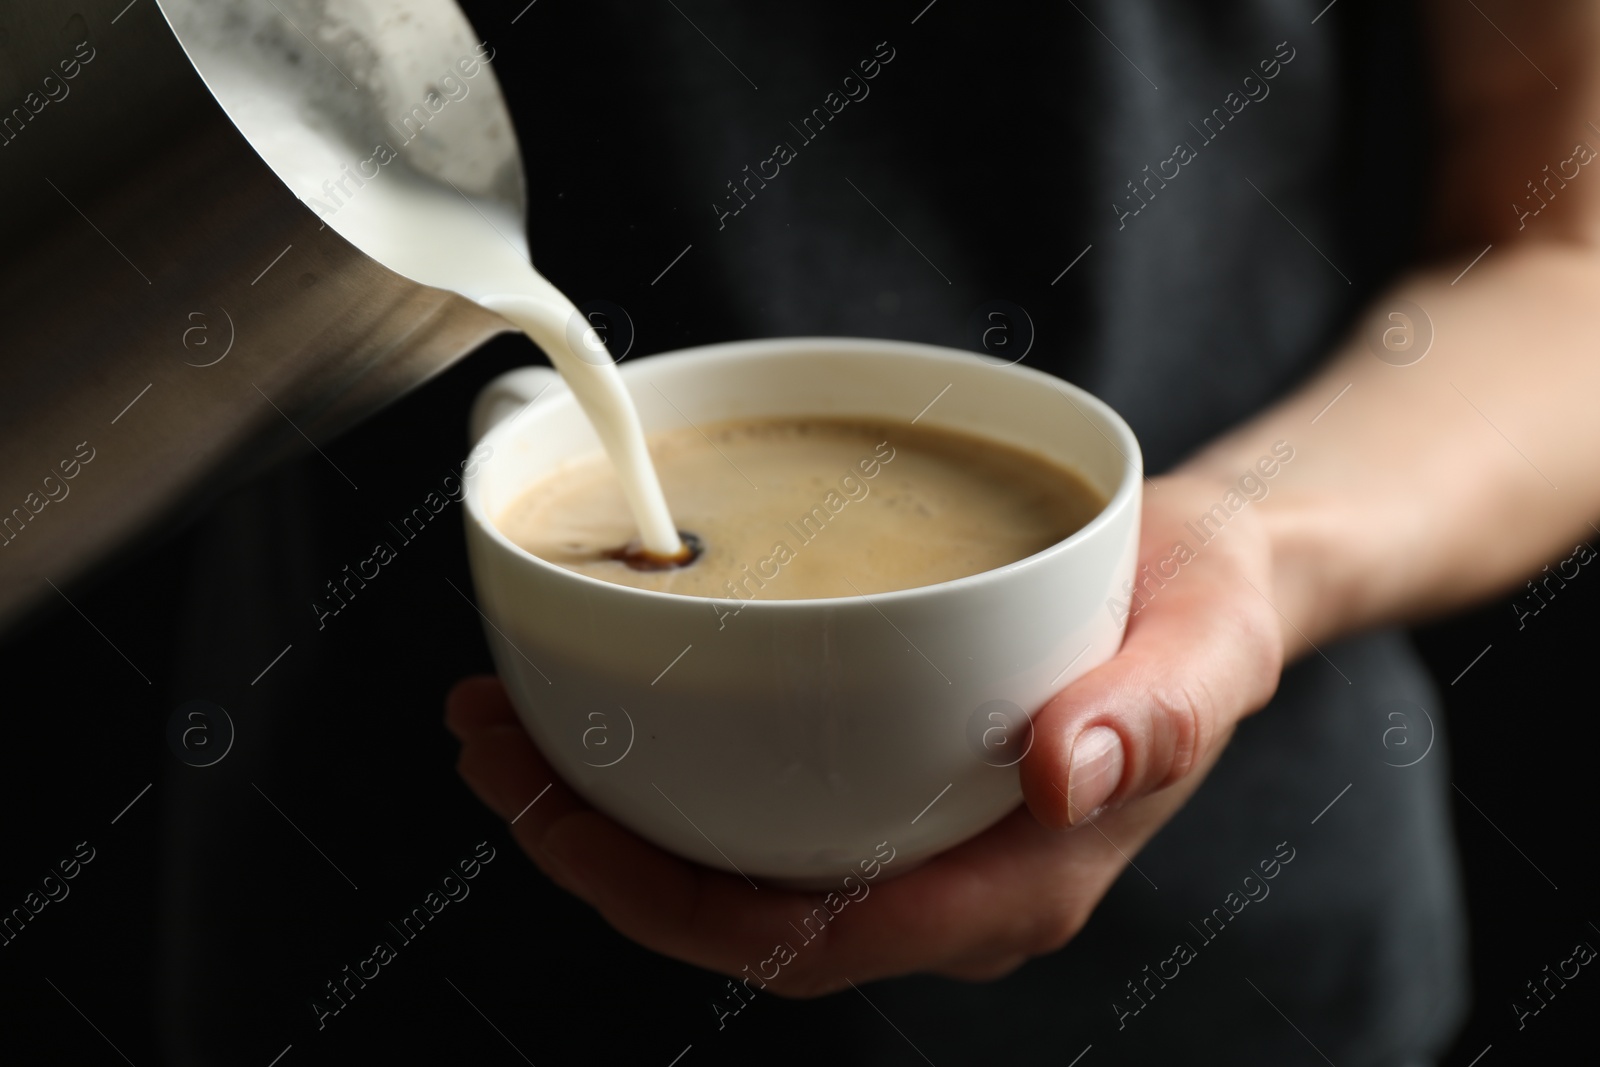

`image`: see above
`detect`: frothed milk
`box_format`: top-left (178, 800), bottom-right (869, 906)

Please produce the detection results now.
top-left (499, 418), bottom-right (1105, 599)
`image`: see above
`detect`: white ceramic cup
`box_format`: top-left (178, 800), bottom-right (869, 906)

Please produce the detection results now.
top-left (463, 338), bottom-right (1141, 886)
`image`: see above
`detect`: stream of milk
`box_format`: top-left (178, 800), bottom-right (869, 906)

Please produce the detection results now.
top-left (336, 170), bottom-right (687, 559)
top-left (163, 0), bottom-right (685, 558)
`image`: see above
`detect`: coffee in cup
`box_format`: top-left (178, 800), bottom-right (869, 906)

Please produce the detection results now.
top-left (497, 417), bottom-right (1105, 600)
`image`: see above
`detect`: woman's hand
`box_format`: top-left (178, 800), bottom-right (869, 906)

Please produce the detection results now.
top-left (446, 473), bottom-right (1288, 994)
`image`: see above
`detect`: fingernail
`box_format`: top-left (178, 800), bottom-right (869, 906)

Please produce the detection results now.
top-left (1066, 726), bottom-right (1124, 826)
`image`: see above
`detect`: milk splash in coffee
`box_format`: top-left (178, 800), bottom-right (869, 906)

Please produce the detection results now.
top-left (164, 0), bottom-right (685, 558)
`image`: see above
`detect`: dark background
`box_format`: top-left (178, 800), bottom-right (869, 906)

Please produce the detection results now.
top-left (3, 0), bottom-right (1595, 1064)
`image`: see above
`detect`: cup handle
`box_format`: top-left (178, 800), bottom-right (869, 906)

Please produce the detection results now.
top-left (469, 365), bottom-right (565, 442)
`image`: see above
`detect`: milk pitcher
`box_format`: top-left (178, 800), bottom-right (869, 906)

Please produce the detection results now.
top-left (0, 0), bottom-right (525, 631)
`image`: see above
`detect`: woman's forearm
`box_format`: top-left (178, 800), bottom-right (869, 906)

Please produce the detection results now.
top-left (1178, 244), bottom-right (1600, 653)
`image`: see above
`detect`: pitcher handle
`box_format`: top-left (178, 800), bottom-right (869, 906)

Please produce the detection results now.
top-left (469, 365), bottom-right (565, 443)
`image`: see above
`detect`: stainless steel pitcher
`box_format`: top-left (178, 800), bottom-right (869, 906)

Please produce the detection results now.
top-left (0, 0), bottom-right (524, 632)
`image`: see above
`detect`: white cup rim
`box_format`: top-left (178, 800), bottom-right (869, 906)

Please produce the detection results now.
top-left (465, 336), bottom-right (1143, 609)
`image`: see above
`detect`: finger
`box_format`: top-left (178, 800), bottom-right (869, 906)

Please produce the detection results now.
top-left (550, 803), bottom-right (1130, 998)
top-left (1020, 522), bottom-right (1281, 829)
top-left (447, 675), bottom-right (551, 819)
top-left (774, 803), bottom-right (1139, 993)
top-left (528, 805), bottom-right (1043, 996)
top-left (446, 676), bottom-right (610, 899)
top-left (445, 675), bottom-right (518, 738)
top-left (931, 952), bottom-right (1030, 983)
top-left (539, 809), bottom-right (817, 975)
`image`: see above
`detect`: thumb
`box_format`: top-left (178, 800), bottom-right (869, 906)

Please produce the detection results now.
top-left (1019, 566), bottom-right (1283, 830)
